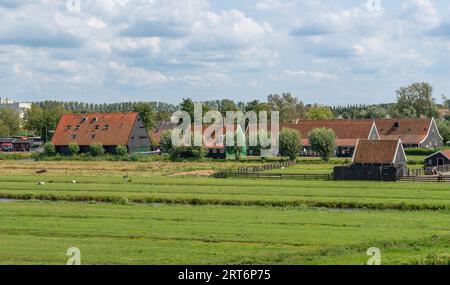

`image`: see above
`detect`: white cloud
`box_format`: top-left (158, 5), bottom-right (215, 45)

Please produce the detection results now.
top-left (178, 72), bottom-right (234, 87)
top-left (255, 0), bottom-right (293, 11)
top-left (107, 62), bottom-right (173, 86)
top-left (272, 70), bottom-right (338, 82)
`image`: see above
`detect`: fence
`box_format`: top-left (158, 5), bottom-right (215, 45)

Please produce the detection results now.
top-left (235, 160), bottom-right (297, 174)
top-left (398, 176), bottom-right (450, 183)
top-left (214, 172), bottom-right (332, 180)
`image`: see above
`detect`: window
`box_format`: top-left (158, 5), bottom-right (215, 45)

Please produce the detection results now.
top-left (139, 136), bottom-right (147, 139)
top-left (66, 125), bottom-right (72, 130)
top-left (92, 134), bottom-right (96, 139)
top-left (71, 134), bottom-right (77, 139)
top-left (75, 125), bottom-right (80, 130)
top-left (95, 125), bottom-right (100, 130)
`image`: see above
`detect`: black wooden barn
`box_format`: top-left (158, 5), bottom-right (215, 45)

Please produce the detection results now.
top-left (424, 150), bottom-right (450, 167)
top-left (334, 139), bottom-right (407, 181)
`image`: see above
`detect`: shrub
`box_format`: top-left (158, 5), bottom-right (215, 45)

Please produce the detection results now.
top-left (43, 142), bottom-right (56, 156)
top-left (115, 145), bottom-right (128, 156)
top-left (279, 128), bottom-right (301, 160)
top-left (404, 147), bottom-right (438, 156)
top-left (68, 143), bottom-right (80, 156)
top-left (160, 130), bottom-right (174, 153)
top-left (169, 146), bottom-right (205, 161)
top-left (309, 128), bottom-right (336, 162)
top-left (89, 143), bottom-right (105, 156)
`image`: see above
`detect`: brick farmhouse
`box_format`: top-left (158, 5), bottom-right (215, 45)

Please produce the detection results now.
top-left (52, 112), bottom-right (151, 154)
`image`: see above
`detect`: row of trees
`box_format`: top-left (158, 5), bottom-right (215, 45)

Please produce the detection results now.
top-left (279, 128), bottom-right (336, 161)
top-left (44, 142), bottom-right (128, 157)
top-left (156, 126), bottom-right (336, 162)
top-left (3, 81), bottom-right (450, 145)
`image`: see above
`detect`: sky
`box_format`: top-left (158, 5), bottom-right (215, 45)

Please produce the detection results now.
top-left (1, 0), bottom-right (450, 105)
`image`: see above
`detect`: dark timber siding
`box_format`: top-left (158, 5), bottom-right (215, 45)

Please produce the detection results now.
top-left (425, 153), bottom-right (450, 167)
top-left (127, 114), bottom-right (151, 152)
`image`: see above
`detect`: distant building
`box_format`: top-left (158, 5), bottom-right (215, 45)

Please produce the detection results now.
top-left (424, 150), bottom-right (450, 168)
top-left (280, 120), bottom-right (380, 157)
top-left (0, 98), bottom-right (31, 120)
top-left (375, 118), bottom-right (443, 148)
top-left (51, 112), bottom-right (151, 154)
top-left (334, 139), bottom-right (408, 181)
top-left (280, 118), bottom-right (443, 157)
top-left (438, 108), bottom-right (450, 119)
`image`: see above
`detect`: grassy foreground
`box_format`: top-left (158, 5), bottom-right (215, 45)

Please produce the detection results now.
top-left (0, 160), bottom-right (448, 265)
top-left (0, 201), bottom-right (449, 265)
top-left (1, 175), bottom-right (450, 210)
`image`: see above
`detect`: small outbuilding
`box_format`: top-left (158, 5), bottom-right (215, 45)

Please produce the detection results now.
top-left (334, 139), bottom-right (407, 181)
top-left (424, 150), bottom-right (450, 168)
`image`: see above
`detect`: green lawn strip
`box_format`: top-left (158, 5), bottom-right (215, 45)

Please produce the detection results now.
top-left (0, 201), bottom-right (449, 264)
top-left (1, 176), bottom-right (450, 210)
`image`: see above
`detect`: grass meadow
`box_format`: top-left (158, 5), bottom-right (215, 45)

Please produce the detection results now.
top-left (0, 158), bottom-right (449, 265)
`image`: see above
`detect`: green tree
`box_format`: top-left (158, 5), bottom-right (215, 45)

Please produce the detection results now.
top-left (115, 145), bottom-right (128, 156)
top-left (159, 130), bottom-right (174, 153)
top-left (267, 93), bottom-right (306, 123)
top-left (0, 121), bottom-right (10, 137)
top-left (89, 143), bottom-right (105, 156)
top-left (44, 142), bottom-right (56, 156)
top-left (395, 82), bottom-right (438, 118)
top-left (68, 143), bottom-right (80, 156)
top-left (307, 106), bottom-right (334, 120)
top-left (0, 108), bottom-right (20, 135)
top-left (309, 128), bottom-right (336, 162)
top-left (279, 128), bottom-right (301, 160)
top-left (437, 120), bottom-right (450, 144)
top-left (180, 98), bottom-right (195, 119)
top-left (133, 102), bottom-right (156, 129)
top-left (24, 103), bottom-right (66, 141)
top-left (218, 99), bottom-right (238, 115)
top-left (244, 100), bottom-right (271, 114)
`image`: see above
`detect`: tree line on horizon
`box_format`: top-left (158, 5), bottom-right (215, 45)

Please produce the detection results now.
top-left (1, 81), bottom-right (450, 143)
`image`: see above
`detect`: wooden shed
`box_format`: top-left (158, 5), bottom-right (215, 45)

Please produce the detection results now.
top-left (334, 139), bottom-right (407, 181)
top-left (424, 150), bottom-right (450, 168)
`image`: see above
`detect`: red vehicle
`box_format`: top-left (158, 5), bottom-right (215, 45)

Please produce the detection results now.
top-left (0, 143), bottom-right (13, 152)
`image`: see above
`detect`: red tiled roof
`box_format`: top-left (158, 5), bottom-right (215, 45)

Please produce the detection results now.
top-left (281, 120), bottom-right (375, 146)
top-left (52, 112), bottom-right (139, 146)
top-left (353, 139), bottom-right (401, 164)
top-left (441, 150), bottom-right (450, 159)
top-left (151, 124), bottom-right (245, 148)
top-left (375, 119), bottom-right (431, 145)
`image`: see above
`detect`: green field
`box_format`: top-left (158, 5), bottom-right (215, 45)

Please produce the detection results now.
top-left (1, 201), bottom-right (449, 265)
top-left (0, 160), bottom-right (449, 265)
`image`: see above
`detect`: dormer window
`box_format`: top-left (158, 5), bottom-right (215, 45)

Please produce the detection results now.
top-left (75, 125), bottom-right (80, 130)
top-left (95, 125), bottom-right (100, 130)
top-left (81, 117), bottom-right (88, 123)
top-left (93, 117), bottom-right (98, 122)
top-left (92, 134), bottom-right (96, 139)
top-left (104, 125), bottom-right (110, 130)
top-left (66, 125), bottom-right (72, 130)
top-left (71, 134), bottom-right (77, 139)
